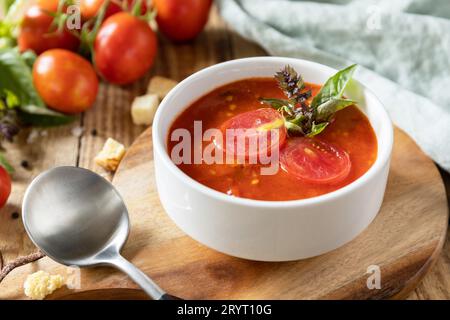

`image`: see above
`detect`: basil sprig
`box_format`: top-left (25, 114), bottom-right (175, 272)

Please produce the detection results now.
top-left (260, 64), bottom-right (357, 137)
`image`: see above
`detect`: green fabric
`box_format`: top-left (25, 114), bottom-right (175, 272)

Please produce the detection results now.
top-left (217, 0), bottom-right (450, 171)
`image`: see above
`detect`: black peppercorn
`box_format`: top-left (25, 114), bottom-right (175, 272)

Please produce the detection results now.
top-left (20, 160), bottom-right (29, 169)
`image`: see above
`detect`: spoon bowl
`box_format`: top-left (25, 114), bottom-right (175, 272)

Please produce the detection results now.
top-left (23, 166), bottom-right (178, 300)
top-left (23, 167), bottom-right (128, 266)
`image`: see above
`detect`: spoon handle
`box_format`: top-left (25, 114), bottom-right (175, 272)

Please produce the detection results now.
top-left (109, 254), bottom-right (178, 300)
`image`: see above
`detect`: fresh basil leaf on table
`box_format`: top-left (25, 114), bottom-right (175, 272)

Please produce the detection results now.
top-left (20, 49), bottom-right (36, 68)
top-left (0, 152), bottom-right (14, 174)
top-left (18, 105), bottom-right (76, 126)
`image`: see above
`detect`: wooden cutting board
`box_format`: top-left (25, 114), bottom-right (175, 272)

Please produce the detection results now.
top-left (0, 127), bottom-right (448, 300)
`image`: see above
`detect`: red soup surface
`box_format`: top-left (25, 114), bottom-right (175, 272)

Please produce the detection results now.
top-left (168, 78), bottom-right (378, 201)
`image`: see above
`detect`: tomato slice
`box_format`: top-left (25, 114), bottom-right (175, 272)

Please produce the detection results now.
top-left (218, 108), bottom-right (287, 160)
top-left (280, 137), bottom-right (351, 184)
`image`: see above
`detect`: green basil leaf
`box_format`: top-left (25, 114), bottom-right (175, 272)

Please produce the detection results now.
top-left (4, 88), bottom-right (19, 108)
top-left (307, 122), bottom-right (329, 137)
top-left (290, 112), bottom-right (306, 125)
top-left (259, 98), bottom-right (290, 109)
top-left (285, 121), bottom-right (305, 135)
top-left (311, 64), bottom-right (357, 109)
top-left (316, 98), bottom-right (355, 122)
top-left (21, 50), bottom-right (36, 68)
top-left (280, 104), bottom-right (294, 116)
top-left (18, 105), bottom-right (76, 126)
top-left (0, 152), bottom-right (14, 174)
top-left (0, 48), bottom-right (45, 108)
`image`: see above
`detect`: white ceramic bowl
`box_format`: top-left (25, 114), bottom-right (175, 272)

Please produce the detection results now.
top-left (152, 57), bottom-right (393, 261)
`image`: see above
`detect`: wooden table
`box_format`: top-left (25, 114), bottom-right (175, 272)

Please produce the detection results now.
top-left (1, 7), bottom-right (449, 300)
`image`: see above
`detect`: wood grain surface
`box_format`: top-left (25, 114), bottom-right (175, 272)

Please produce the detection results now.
top-left (0, 6), bottom-right (449, 300)
top-left (1, 125), bottom-right (448, 299)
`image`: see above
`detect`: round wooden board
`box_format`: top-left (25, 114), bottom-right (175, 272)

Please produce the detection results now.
top-left (0, 127), bottom-right (448, 300)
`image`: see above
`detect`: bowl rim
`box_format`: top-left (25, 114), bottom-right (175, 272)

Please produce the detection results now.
top-left (152, 56), bottom-right (394, 208)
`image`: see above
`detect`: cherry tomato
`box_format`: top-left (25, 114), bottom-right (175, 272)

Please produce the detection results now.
top-left (280, 137), bottom-right (351, 184)
top-left (0, 166), bottom-right (11, 209)
top-left (94, 12), bottom-right (157, 85)
top-left (220, 108), bottom-right (287, 159)
top-left (153, 0), bottom-right (212, 42)
top-left (18, 0), bottom-right (79, 55)
top-left (33, 49), bottom-right (99, 114)
top-left (79, 0), bottom-right (122, 20)
top-left (79, 0), bottom-right (149, 19)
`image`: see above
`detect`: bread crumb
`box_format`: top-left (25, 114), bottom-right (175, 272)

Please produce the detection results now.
top-left (94, 138), bottom-right (126, 172)
top-left (147, 76), bottom-right (178, 100)
top-left (24, 271), bottom-right (64, 300)
top-left (131, 94), bottom-right (159, 125)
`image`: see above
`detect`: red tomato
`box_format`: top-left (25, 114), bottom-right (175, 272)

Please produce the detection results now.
top-left (18, 0), bottom-right (79, 55)
top-left (220, 108), bottom-right (287, 160)
top-left (94, 12), bottom-right (157, 85)
top-left (0, 166), bottom-right (11, 209)
top-left (33, 49), bottom-right (99, 114)
top-left (79, 0), bottom-right (122, 20)
top-left (280, 137), bottom-right (351, 184)
top-left (80, 0), bottom-right (150, 19)
top-left (153, 0), bottom-right (212, 42)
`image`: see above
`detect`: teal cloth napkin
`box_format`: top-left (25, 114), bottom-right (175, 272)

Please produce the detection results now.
top-left (216, 0), bottom-right (450, 171)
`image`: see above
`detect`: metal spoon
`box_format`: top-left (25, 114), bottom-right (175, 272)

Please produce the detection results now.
top-left (22, 166), bottom-right (180, 300)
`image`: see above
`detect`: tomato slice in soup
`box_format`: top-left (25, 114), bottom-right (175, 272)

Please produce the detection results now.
top-left (280, 137), bottom-right (351, 184)
top-left (219, 108), bottom-right (287, 159)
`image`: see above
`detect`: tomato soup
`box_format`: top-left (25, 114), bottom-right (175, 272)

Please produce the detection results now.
top-left (168, 78), bottom-right (377, 201)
